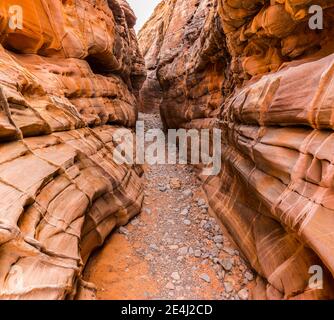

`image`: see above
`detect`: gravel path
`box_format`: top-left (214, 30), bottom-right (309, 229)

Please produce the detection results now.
top-left (83, 113), bottom-right (254, 300)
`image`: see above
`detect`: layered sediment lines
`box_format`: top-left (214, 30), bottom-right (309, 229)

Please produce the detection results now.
top-left (0, 0), bottom-right (145, 299)
top-left (139, 0), bottom-right (334, 299)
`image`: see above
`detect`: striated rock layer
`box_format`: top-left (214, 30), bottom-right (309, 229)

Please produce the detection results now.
top-left (139, 0), bottom-right (334, 299)
top-left (0, 0), bottom-right (145, 299)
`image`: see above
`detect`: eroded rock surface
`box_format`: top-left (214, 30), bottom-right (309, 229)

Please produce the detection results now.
top-left (139, 0), bottom-right (334, 299)
top-left (0, 0), bottom-right (145, 299)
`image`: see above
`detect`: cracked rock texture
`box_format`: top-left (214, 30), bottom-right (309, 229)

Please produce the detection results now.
top-left (0, 0), bottom-right (145, 299)
top-left (139, 0), bottom-right (334, 299)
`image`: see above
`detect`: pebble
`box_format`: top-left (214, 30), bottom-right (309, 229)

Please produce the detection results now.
top-left (131, 219), bottom-right (139, 226)
top-left (180, 209), bottom-right (189, 216)
top-left (224, 282), bottom-right (234, 293)
top-left (197, 198), bottom-right (206, 207)
top-left (149, 244), bottom-right (159, 252)
top-left (144, 208), bottom-right (152, 215)
top-left (118, 227), bottom-right (129, 235)
top-left (171, 272), bottom-right (181, 281)
top-left (200, 273), bottom-right (211, 283)
top-left (213, 235), bottom-right (224, 244)
top-left (220, 258), bottom-right (234, 271)
top-left (238, 288), bottom-right (249, 300)
top-left (194, 250), bottom-right (202, 257)
top-left (159, 185), bottom-right (167, 192)
top-left (183, 189), bottom-right (193, 198)
top-left (169, 178), bottom-right (182, 189)
top-left (178, 247), bottom-right (188, 255)
top-left (244, 271), bottom-right (254, 281)
top-left (169, 245), bottom-right (179, 250)
top-left (218, 271), bottom-right (225, 280)
top-left (223, 247), bottom-right (235, 255)
top-left (145, 254), bottom-right (154, 261)
top-left (166, 282), bottom-right (175, 290)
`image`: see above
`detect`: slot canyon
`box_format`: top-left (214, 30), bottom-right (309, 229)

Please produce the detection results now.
top-left (0, 0), bottom-right (334, 301)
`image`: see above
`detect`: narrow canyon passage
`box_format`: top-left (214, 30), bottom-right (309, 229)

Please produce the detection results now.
top-left (83, 113), bottom-right (253, 300)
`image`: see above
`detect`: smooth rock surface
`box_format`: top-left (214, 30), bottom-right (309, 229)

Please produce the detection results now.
top-left (0, 0), bottom-right (145, 300)
top-left (139, 0), bottom-right (334, 300)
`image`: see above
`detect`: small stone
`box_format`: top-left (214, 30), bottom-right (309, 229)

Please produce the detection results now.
top-left (169, 245), bottom-right (179, 250)
top-left (220, 258), bottom-right (234, 271)
top-left (188, 247), bottom-right (194, 255)
top-left (183, 219), bottom-right (191, 225)
top-left (194, 250), bottom-right (202, 257)
top-left (149, 244), bottom-right (159, 252)
top-left (213, 264), bottom-right (221, 272)
top-left (216, 243), bottom-right (223, 250)
top-left (213, 258), bottom-right (220, 264)
top-left (180, 208), bottom-right (189, 216)
top-left (169, 178), bottom-right (182, 189)
top-left (145, 254), bottom-right (154, 261)
top-left (224, 281), bottom-right (234, 293)
top-left (171, 272), bottom-right (181, 281)
top-left (244, 271), bottom-right (254, 281)
top-left (218, 271), bottom-right (225, 280)
top-left (131, 219), bottom-right (139, 226)
top-left (210, 248), bottom-right (219, 258)
top-left (200, 273), bottom-right (211, 283)
top-left (118, 227), bottom-right (129, 235)
top-left (183, 189), bottom-right (193, 198)
top-left (164, 237), bottom-right (173, 245)
top-left (144, 208), bottom-right (152, 215)
top-left (178, 247), bottom-right (188, 255)
top-left (166, 282), bottom-right (175, 290)
top-left (213, 235), bottom-right (224, 244)
top-left (223, 247), bottom-right (236, 255)
top-left (202, 252), bottom-right (210, 259)
top-left (200, 220), bottom-right (207, 228)
top-left (158, 185), bottom-right (167, 192)
top-left (197, 198), bottom-right (206, 207)
top-left (238, 288), bottom-right (249, 300)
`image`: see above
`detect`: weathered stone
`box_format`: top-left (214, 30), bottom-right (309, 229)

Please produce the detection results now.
top-left (139, 0), bottom-right (334, 300)
top-left (169, 178), bottom-right (182, 189)
top-left (238, 288), bottom-right (249, 301)
top-left (0, 0), bottom-right (146, 300)
top-left (171, 272), bottom-right (181, 281)
top-left (200, 274), bottom-right (211, 283)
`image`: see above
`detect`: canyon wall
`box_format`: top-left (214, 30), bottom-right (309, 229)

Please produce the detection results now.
top-left (0, 0), bottom-right (145, 299)
top-left (139, 0), bottom-right (334, 299)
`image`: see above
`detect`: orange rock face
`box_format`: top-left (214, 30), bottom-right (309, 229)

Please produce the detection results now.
top-left (139, 0), bottom-right (334, 299)
top-left (0, 0), bottom-right (145, 299)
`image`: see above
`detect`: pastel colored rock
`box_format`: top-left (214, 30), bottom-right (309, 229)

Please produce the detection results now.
top-left (0, 0), bottom-right (145, 299)
top-left (140, 0), bottom-right (334, 299)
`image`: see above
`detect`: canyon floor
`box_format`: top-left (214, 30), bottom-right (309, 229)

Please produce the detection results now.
top-left (83, 113), bottom-right (254, 300)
